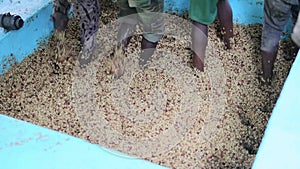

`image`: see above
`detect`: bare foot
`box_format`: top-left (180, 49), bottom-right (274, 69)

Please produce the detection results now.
top-left (193, 52), bottom-right (204, 71)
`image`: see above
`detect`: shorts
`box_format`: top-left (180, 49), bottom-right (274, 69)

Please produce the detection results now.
top-left (118, 0), bottom-right (165, 43)
top-left (189, 0), bottom-right (219, 25)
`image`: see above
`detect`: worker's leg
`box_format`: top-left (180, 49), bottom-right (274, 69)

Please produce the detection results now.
top-left (217, 0), bottom-right (234, 49)
top-left (117, 0), bottom-right (139, 50)
top-left (292, 11), bottom-right (300, 46)
top-left (73, 0), bottom-right (100, 52)
top-left (284, 3), bottom-right (300, 60)
top-left (189, 0), bottom-right (218, 71)
top-left (191, 21), bottom-right (208, 71)
top-left (260, 0), bottom-right (293, 84)
top-left (51, 0), bottom-right (71, 62)
top-left (52, 0), bottom-right (71, 31)
top-left (136, 0), bottom-right (165, 67)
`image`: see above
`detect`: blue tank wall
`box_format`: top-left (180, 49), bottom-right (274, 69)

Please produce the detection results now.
top-left (165, 0), bottom-right (264, 24)
top-left (0, 1), bottom-right (299, 169)
top-left (0, 0), bottom-right (265, 74)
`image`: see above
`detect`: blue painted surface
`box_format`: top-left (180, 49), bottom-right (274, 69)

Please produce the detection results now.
top-left (0, 0), bottom-right (52, 36)
top-left (252, 52), bottom-right (300, 169)
top-left (165, 0), bottom-right (291, 37)
top-left (165, 0), bottom-right (265, 24)
top-left (0, 0), bottom-right (53, 74)
top-left (165, 0), bottom-right (189, 14)
top-left (230, 0), bottom-right (264, 24)
top-left (0, 114), bottom-right (168, 169)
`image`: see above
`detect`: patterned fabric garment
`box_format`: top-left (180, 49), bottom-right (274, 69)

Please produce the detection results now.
top-left (52, 0), bottom-right (100, 52)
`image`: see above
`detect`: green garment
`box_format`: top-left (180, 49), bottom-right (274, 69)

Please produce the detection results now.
top-left (189, 0), bottom-right (219, 25)
top-left (118, 0), bottom-right (164, 43)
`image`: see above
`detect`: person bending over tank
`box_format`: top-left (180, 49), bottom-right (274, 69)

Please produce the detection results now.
top-left (189, 0), bottom-right (234, 71)
top-left (51, 0), bottom-right (100, 67)
top-left (116, 0), bottom-right (165, 68)
top-left (260, 0), bottom-right (299, 85)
